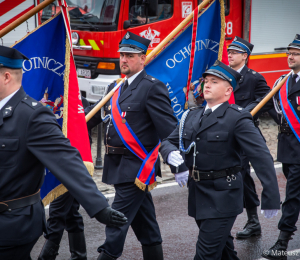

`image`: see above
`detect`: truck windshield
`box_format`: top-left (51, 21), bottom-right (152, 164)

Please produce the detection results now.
top-left (41, 0), bottom-right (120, 30)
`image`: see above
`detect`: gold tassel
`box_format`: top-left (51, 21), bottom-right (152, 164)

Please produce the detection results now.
top-left (184, 101), bottom-right (189, 110)
top-left (116, 78), bottom-right (123, 84)
top-left (134, 178), bottom-right (146, 191)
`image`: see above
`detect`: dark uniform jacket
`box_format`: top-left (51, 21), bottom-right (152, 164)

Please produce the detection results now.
top-left (160, 102), bottom-right (280, 220)
top-left (274, 74), bottom-right (300, 164)
top-left (234, 65), bottom-right (270, 108)
top-left (85, 69), bottom-right (179, 185)
top-left (0, 87), bottom-right (108, 246)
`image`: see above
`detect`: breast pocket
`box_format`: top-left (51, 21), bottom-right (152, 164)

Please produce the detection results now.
top-left (0, 138), bottom-right (19, 168)
top-left (206, 132), bottom-right (228, 155)
top-left (182, 129), bottom-right (194, 147)
top-left (235, 92), bottom-right (251, 101)
top-left (120, 102), bottom-right (140, 125)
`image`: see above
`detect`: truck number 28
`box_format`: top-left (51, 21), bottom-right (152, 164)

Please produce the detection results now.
top-left (225, 22), bottom-right (233, 35)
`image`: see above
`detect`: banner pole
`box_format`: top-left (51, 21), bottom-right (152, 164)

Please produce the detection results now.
top-left (86, 0), bottom-right (213, 123)
top-left (250, 71), bottom-right (292, 116)
top-left (0, 0), bottom-right (56, 38)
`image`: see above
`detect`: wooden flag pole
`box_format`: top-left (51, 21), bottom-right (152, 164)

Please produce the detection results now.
top-left (85, 0), bottom-right (213, 122)
top-left (0, 0), bottom-right (56, 38)
top-left (250, 71), bottom-right (292, 116)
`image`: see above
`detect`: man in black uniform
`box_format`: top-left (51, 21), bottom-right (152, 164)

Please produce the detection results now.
top-left (38, 96), bottom-right (93, 260)
top-left (160, 60), bottom-right (280, 260)
top-left (227, 37), bottom-right (277, 239)
top-left (0, 46), bottom-right (127, 260)
top-left (262, 34), bottom-right (300, 260)
top-left (85, 32), bottom-right (182, 260)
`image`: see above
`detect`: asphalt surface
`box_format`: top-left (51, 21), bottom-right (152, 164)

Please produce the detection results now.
top-left (31, 165), bottom-right (300, 260)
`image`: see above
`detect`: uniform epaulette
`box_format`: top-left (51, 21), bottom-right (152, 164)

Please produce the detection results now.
top-left (230, 104), bottom-right (244, 112)
top-left (21, 95), bottom-right (42, 110)
top-left (144, 74), bottom-right (158, 82)
top-left (248, 68), bottom-right (258, 76)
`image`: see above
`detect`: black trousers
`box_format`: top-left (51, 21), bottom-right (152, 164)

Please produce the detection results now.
top-left (0, 238), bottom-right (38, 260)
top-left (98, 182), bottom-right (162, 258)
top-left (278, 164), bottom-right (300, 233)
top-left (45, 191), bottom-right (84, 245)
top-left (240, 153), bottom-right (260, 209)
top-left (194, 217), bottom-right (239, 260)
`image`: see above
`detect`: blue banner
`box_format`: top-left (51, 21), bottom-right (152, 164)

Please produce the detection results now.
top-left (13, 13), bottom-right (67, 200)
top-left (145, 0), bottom-right (222, 121)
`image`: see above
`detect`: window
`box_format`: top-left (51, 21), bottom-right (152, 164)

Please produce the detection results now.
top-left (129, 0), bottom-right (173, 26)
top-left (40, 0), bottom-right (121, 28)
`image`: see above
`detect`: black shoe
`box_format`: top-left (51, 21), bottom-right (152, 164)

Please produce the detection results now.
top-left (38, 240), bottom-right (59, 260)
top-left (142, 244), bottom-right (164, 260)
top-left (236, 207), bottom-right (261, 239)
top-left (261, 231), bottom-right (294, 260)
top-left (97, 252), bottom-right (116, 260)
top-left (68, 232), bottom-right (87, 260)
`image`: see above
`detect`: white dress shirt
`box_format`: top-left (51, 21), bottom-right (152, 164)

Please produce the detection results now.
top-left (0, 89), bottom-right (20, 110)
top-left (126, 69), bottom-right (143, 85)
top-left (205, 103), bottom-right (223, 112)
top-left (236, 64), bottom-right (245, 73)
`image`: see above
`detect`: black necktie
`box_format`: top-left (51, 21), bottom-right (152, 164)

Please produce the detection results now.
top-left (291, 74), bottom-right (298, 89)
top-left (121, 80), bottom-right (129, 95)
top-left (200, 108), bottom-right (212, 125)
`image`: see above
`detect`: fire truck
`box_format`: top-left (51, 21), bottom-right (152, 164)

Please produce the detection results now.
top-left (3, 0), bottom-right (299, 103)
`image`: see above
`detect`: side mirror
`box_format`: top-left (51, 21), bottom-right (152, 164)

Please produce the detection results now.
top-left (123, 20), bottom-right (131, 29)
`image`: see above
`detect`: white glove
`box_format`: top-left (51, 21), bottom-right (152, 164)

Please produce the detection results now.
top-left (175, 171), bottom-right (189, 187)
top-left (167, 150), bottom-right (184, 167)
top-left (261, 209), bottom-right (278, 219)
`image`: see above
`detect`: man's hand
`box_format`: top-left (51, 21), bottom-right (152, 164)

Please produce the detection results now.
top-left (175, 170), bottom-right (189, 187)
top-left (261, 209), bottom-right (278, 219)
top-left (95, 207), bottom-right (128, 227)
top-left (167, 151), bottom-right (184, 167)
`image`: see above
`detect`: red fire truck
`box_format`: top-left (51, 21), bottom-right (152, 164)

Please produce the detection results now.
top-left (38, 0), bottom-right (300, 102)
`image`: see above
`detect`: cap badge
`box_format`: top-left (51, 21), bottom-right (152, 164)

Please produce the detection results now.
top-left (213, 60), bottom-right (220, 66)
top-left (125, 32), bottom-right (130, 40)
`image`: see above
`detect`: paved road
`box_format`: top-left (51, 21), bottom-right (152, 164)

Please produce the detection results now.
top-left (31, 165), bottom-right (300, 260)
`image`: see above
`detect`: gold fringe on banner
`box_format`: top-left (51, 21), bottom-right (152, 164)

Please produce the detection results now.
top-left (42, 184), bottom-right (68, 206)
top-left (62, 35), bottom-right (70, 137)
top-left (84, 161), bottom-right (94, 176)
top-left (218, 0), bottom-right (226, 61)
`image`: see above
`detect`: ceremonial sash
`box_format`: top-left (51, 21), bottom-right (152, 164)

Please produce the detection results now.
top-left (279, 77), bottom-right (300, 142)
top-left (110, 86), bottom-right (161, 191)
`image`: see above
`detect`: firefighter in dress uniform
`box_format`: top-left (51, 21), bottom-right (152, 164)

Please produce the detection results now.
top-left (38, 96), bottom-right (93, 260)
top-left (160, 60), bottom-right (281, 260)
top-left (85, 32), bottom-right (182, 260)
top-left (227, 36), bottom-right (279, 239)
top-left (262, 34), bottom-right (300, 260)
top-left (0, 46), bottom-right (127, 260)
